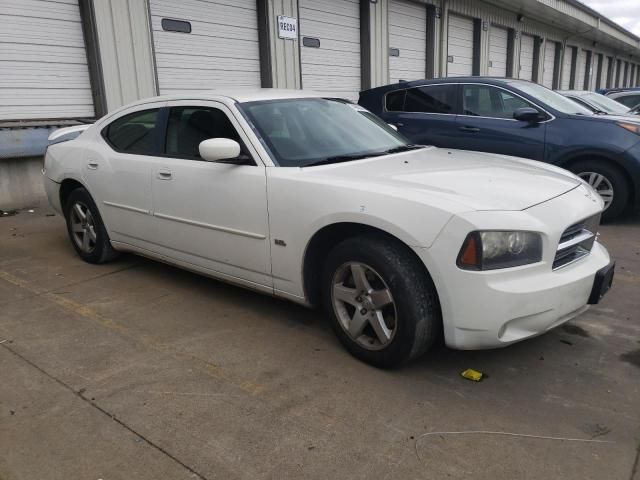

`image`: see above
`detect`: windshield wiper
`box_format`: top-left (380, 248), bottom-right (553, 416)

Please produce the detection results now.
top-left (303, 144), bottom-right (425, 168)
top-left (382, 144), bottom-right (425, 154)
top-left (303, 152), bottom-right (386, 167)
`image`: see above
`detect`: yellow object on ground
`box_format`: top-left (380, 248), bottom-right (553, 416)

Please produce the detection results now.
top-left (461, 369), bottom-right (484, 382)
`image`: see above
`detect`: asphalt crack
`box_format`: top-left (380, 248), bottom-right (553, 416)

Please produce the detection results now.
top-left (1, 343), bottom-right (211, 480)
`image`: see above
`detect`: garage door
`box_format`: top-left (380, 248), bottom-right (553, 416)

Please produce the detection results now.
top-left (299, 0), bottom-right (360, 100)
top-left (575, 49), bottom-right (587, 90)
top-left (519, 34), bottom-right (535, 81)
top-left (560, 46), bottom-right (574, 90)
top-left (488, 25), bottom-right (508, 77)
top-left (149, 0), bottom-right (261, 94)
top-left (389, 0), bottom-right (426, 84)
top-left (542, 40), bottom-right (556, 88)
top-left (447, 14), bottom-right (474, 76)
top-left (0, 0), bottom-right (94, 121)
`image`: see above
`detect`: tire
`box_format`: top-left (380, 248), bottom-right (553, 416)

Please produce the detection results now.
top-left (321, 234), bottom-right (441, 368)
top-left (568, 160), bottom-right (630, 221)
top-left (64, 187), bottom-right (119, 264)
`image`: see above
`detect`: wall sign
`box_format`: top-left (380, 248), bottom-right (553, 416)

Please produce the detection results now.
top-left (278, 15), bottom-right (297, 39)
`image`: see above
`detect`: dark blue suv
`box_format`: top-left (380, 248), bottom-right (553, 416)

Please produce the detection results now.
top-left (359, 78), bottom-right (640, 219)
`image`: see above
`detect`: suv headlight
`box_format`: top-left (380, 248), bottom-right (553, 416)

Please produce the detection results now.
top-left (457, 231), bottom-right (543, 270)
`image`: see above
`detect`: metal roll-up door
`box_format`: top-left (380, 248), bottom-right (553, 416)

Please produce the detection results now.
top-left (447, 14), bottom-right (474, 77)
top-left (389, 0), bottom-right (426, 84)
top-left (149, 0), bottom-right (261, 94)
top-left (0, 0), bottom-right (94, 121)
top-left (299, 0), bottom-right (360, 101)
top-left (576, 49), bottom-right (587, 90)
top-left (519, 34), bottom-right (535, 81)
top-left (561, 47), bottom-right (574, 90)
top-left (542, 40), bottom-right (556, 88)
top-left (488, 25), bottom-right (508, 77)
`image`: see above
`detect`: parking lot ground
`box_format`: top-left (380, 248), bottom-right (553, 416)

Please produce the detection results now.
top-left (1, 207), bottom-right (639, 480)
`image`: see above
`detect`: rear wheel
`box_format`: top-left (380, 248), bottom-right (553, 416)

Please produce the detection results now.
top-left (64, 188), bottom-right (119, 264)
top-left (321, 234), bottom-right (441, 368)
top-left (569, 160), bottom-right (629, 220)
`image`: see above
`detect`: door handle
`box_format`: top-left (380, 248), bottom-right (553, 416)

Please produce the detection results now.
top-left (395, 122), bottom-right (404, 127)
top-left (459, 126), bottom-right (480, 133)
top-left (157, 169), bottom-right (173, 180)
top-left (87, 161), bottom-right (99, 170)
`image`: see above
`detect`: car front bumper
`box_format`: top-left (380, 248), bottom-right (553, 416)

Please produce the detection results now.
top-left (416, 185), bottom-right (612, 350)
top-left (43, 174), bottom-right (62, 215)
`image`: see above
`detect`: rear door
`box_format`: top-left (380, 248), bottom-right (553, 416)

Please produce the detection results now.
top-left (455, 83), bottom-right (546, 160)
top-left (86, 103), bottom-right (165, 244)
top-left (381, 83), bottom-right (460, 147)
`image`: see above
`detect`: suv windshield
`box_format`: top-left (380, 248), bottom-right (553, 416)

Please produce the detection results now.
top-left (507, 81), bottom-right (593, 115)
top-left (238, 98), bottom-right (411, 167)
top-left (583, 92), bottom-right (630, 114)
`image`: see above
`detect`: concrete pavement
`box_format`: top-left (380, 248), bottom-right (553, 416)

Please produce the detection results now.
top-left (1, 208), bottom-right (639, 479)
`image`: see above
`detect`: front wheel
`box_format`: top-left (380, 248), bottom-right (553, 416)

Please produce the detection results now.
top-left (321, 234), bottom-right (441, 368)
top-left (569, 160), bottom-right (629, 220)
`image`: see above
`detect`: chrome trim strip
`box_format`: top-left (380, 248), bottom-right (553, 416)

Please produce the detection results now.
top-left (153, 212), bottom-right (266, 240)
top-left (557, 229), bottom-right (595, 251)
top-left (552, 249), bottom-right (590, 270)
top-left (103, 201), bottom-right (150, 215)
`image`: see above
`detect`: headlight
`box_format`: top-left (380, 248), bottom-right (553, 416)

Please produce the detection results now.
top-left (457, 231), bottom-right (543, 270)
top-left (617, 122), bottom-right (640, 135)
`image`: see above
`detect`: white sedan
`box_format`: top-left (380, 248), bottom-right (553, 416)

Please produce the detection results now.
top-left (43, 89), bottom-right (614, 368)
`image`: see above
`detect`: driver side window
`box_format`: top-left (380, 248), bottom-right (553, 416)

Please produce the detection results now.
top-left (462, 85), bottom-right (534, 119)
top-left (164, 106), bottom-right (247, 160)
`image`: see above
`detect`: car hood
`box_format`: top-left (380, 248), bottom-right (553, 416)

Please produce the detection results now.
top-left (302, 147), bottom-right (581, 211)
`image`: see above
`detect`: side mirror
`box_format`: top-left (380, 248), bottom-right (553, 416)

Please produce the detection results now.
top-left (199, 138), bottom-right (241, 162)
top-left (388, 124), bottom-right (398, 131)
top-left (513, 107), bottom-right (544, 123)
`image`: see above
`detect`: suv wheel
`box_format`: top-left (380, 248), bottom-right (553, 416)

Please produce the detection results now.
top-left (570, 160), bottom-right (629, 220)
top-left (322, 234), bottom-right (441, 368)
top-left (64, 187), bottom-right (119, 264)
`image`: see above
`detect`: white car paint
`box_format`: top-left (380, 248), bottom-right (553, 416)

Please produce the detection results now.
top-left (43, 89), bottom-right (610, 350)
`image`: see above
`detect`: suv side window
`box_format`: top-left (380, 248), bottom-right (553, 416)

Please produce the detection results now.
top-left (385, 90), bottom-right (406, 111)
top-left (165, 106), bottom-right (248, 160)
top-left (617, 94), bottom-right (640, 108)
top-left (462, 85), bottom-right (533, 118)
top-left (103, 109), bottom-right (159, 154)
top-left (404, 85), bottom-right (457, 114)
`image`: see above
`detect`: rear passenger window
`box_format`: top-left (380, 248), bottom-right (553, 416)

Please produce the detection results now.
top-left (164, 106), bottom-right (245, 159)
top-left (404, 85), bottom-right (456, 114)
top-left (103, 109), bottom-right (159, 154)
top-left (385, 90), bottom-right (406, 111)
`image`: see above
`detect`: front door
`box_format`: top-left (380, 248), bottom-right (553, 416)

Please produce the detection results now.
top-left (150, 102), bottom-right (272, 289)
top-left (455, 84), bottom-right (546, 160)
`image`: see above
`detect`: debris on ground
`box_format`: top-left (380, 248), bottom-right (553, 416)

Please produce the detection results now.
top-left (461, 368), bottom-right (484, 382)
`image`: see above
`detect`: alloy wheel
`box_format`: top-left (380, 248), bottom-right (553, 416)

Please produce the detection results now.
top-left (70, 201), bottom-right (97, 253)
top-left (331, 262), bottom-right (397, 351)
top-left (578, 171), bottom-right (614, 211)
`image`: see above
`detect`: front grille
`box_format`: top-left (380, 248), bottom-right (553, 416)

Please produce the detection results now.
top-left (553, 214), bottom-right (601, 270)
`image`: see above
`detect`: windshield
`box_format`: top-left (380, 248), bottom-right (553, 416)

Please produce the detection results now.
top-left (582, 92), bottom-right (630, 114)
top-left (238, 98), bottom-right (409, 167)
top-left (507, 81), bottom-right (593, 115)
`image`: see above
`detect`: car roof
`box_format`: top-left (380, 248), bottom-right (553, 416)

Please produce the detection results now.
top-left (124, 88), bottom-right (328, 108)
top-left (609, 90), bottom-right (640, 98)
top-left (559, 90), bottom-right (595, 97)
top-left (360, 76), bottom-right (534, 94)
